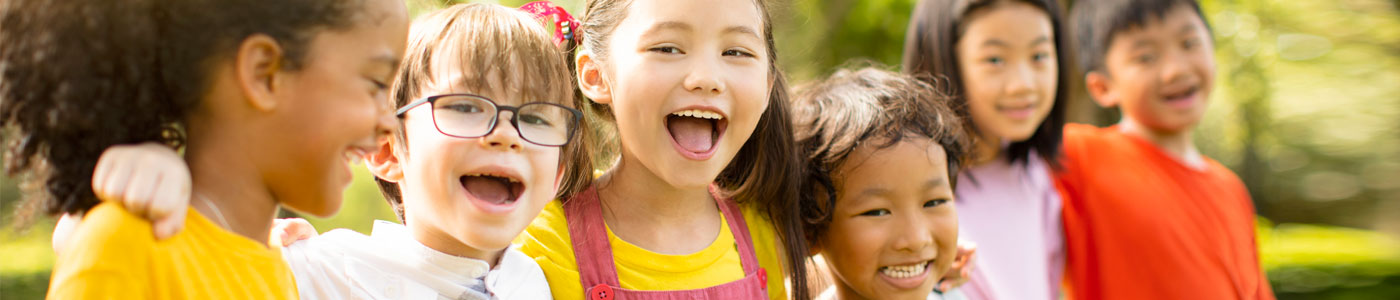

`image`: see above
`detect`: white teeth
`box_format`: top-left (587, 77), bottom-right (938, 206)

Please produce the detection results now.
top-left (879, 262), bottom-right (929, 278)
top-left (671, 109), bottom-right (723, 120)
top-left (466, 173), bottom-right (520, 183)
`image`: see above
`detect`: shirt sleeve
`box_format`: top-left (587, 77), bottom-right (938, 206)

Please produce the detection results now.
top-left (47, 203), bottom-right (153, 299)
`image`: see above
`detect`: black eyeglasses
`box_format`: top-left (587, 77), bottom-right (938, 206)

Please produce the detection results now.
top-left (396, 94), bottom-right (582, 147)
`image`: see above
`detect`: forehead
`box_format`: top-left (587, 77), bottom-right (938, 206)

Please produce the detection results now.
top-left (421, 46), bottom-right (570, 106)
top-left (960, 2), bottom-right (1053, 45)
top-left (834, 138), bottom-right (949, 194)
top-left (616, 0), bottom-right (765, 37)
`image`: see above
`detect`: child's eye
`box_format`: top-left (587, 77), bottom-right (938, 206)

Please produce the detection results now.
top-left (984, 56), bottom-right (1004, 66)
top-left (1032, 52), bottom-right (1050, 62)
top-left (923, 199), bottom-right (949, 208)
top-left (442, 103), bottom-right (486, 113)
top-left (367, 78), bottom-right (389, 93)
top-left (1182, 39), bottom-right (1198, 50)
top-left (723, 49), bottom-right (756, 58)
top-left (649, 46), bottom-right (683, 55)
top-left (858, 209), bottom-right (891, 217)
top-left (518, 113), bottom-right (554, 126)
top-left (1136, 53), bottom-right (1157, 64)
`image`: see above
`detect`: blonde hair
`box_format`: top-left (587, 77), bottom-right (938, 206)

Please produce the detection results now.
top-left (375, 3), bottom-right (592, 222)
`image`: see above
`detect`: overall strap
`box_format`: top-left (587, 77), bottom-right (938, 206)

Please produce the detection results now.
top-left (709, 185), bottom-right (761, 274)
top-left (563, 186), bottom-right (622, 288)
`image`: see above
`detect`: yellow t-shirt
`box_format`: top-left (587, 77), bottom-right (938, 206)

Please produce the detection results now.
top-left (517, 200), bottom-right (787, 300)
top-left (48, 202), bottom-right (298, 299)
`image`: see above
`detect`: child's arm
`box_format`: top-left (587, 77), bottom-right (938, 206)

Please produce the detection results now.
top-left (55, 142), bottom-right (192, 252)
top-left (90, 142), bottom-right (191, 238)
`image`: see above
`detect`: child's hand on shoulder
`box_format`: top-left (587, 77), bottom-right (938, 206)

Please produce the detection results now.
top-left (91, 142), bottom-right (191, 239)
top-left (937, 241), bottom-right (977, 292)
top-left (271, 218), bottom-right (319, 246)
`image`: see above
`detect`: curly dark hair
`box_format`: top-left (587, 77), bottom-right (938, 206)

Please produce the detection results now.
top-left (792, 65), bottom-right (972, 248)
top-left (0, 0), bottom-right (365, 224)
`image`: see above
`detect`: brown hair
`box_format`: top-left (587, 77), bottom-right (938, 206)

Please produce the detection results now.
top-left (569, 0), bottom-right (810, 298)
top-left (792, 65), bottom-right (971, 249)
top-left (1, 0), bottom-right (365, 224)
top-left (902, 0), bottom-right (1069, 167)
top-left (373, 3), bottom-right (589, 222)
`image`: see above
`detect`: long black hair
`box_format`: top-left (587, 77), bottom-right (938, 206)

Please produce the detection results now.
top-left (902, 0), bottom-right (1071, 167)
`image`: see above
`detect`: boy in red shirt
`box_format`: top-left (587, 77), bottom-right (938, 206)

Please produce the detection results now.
top-left (1057, 0), bottom-right (1275, 298)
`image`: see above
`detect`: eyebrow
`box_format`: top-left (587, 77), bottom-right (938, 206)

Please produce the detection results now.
top-left (1179, 23), bottom-right (1199, 35)
top-left (981, 35), bottom-right (1052, 48)
top-left (642, 21), bottom-right (692, 37)
top-left (642, 21), bottom-right (761, 41)
top-left (924, 177), bottom-right (947, 190)
top-left (724, 25), bottom-right (761, 40)
top-left (1130, 38), bottom-right (1159, 50)
top-left (372, 53), bottom-right (401, 71)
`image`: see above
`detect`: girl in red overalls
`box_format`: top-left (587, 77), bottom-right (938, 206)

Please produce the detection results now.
top-left (515, 0), bottom-right (813, 299)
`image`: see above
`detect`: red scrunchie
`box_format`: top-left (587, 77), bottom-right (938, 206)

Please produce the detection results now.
top-left (519, 1), bottom-right (580, 47)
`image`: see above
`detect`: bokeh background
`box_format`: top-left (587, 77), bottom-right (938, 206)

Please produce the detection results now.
top-left (3, 0), bottom-right (1398, 298)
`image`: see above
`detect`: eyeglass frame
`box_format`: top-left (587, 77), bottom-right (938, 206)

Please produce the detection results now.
top-left (395, 93), bottom-right (583, 147)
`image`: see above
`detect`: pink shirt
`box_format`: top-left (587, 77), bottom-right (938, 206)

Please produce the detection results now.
top-left (955, 152), bottom-right (1064, 300)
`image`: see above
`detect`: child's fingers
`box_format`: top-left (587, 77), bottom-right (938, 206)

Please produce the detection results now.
top-left (95, 151), bottom-right (136, 204)
top-left (147, 164), bottom-right (192, 221)
top-left (53, 213), bottom-right (82, 254)
top-left (122, 167), bottom-right (160, 216)
top-left (148, 175), bottom-right (190, 240)
top-left (274, 218), bottom-right (318, 246)
top-left (152, 207), bottom-right (187, 240)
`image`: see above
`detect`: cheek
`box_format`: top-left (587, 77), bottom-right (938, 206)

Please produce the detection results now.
top-left (528, 148), bottom-right (561, 186)
top-left (1039, 63), bottom-right (1059, 102)
top-left (824, 219), bottom-right (884, 269)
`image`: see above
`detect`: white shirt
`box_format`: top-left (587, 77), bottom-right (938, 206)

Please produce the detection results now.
top-left (282, 220), bottom-right (553, 300)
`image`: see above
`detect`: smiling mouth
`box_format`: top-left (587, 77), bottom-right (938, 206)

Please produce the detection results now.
top-left (460, 173), bottom-right (525, 205)
top-left (880, 261), bottom-right (931, 278)
top-left (1164, 86), bottom-right (1199, 103)
top-left (665, 109), bottom-right (727, 154)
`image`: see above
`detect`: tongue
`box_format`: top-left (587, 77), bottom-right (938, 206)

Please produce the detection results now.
top-left (668, 117), bottom-right (714, 153)
top-left (463, 176), bottom-right (513, 204)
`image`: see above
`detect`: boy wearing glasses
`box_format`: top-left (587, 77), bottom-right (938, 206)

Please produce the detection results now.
top-left (69, 4), bottom-right (588, 299)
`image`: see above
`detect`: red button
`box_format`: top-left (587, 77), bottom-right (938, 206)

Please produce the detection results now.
top-left (589, 284), bottom-right (614, 300)
top-left (758, 269), bottom-right (768, 290)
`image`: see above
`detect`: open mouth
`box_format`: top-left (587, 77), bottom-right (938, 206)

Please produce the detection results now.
top-left (460, 173), bottom-right (525, 205)
top-left (1163, 86), bottom-right (1199, 103)
top-left (665, 109), bottom-right (728, 157)
top-left (879, 261), bottom-right (931, 279)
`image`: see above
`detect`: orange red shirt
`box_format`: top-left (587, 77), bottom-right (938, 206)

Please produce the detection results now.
top-left (1055, 124), bottom-right (1274, 299)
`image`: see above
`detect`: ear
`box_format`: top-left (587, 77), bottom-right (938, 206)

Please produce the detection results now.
top-left (1085, 71), bottom-right (1117, 108)
top-left (576, 50), bottom-right (612, 104)
top-left (808, 236), bottom-right (823, 257)
top-left (367, 136), bottom-right (404, 183)
top-left (235, 34), bottom-right (286, 112)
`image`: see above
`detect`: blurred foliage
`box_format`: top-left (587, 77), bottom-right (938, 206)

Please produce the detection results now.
top-left (3, 0), bottom-right (1399, 299)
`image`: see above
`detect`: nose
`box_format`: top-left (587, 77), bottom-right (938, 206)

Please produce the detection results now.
top-left (480, 110), bottom-right (524, 151)
top-left (683, 58), bottom-right (725, 95)
top-left (1161, 49), bottom-right (1193, 87)
top-left (892, 214), bottom-right (935, 253)
top-left (1005, 63), bottom-right (1037, 98)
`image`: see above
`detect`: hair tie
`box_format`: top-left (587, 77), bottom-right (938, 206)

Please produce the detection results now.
top-left (519, 1), bottom-right (580, 47)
